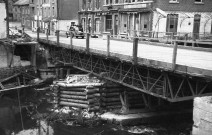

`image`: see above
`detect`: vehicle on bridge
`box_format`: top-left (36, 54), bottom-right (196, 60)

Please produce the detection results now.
top-left (66, 25), bottom-right (84, 39)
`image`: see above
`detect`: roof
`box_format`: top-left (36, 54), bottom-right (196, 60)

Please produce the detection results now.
top-left (13, 0), bottom-right (29, 6)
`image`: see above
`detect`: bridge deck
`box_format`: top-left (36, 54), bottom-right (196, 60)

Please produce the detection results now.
top-left (26, 30), bottom-right (212, 78)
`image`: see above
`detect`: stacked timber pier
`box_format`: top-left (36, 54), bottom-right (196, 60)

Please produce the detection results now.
top-left (51, 74), bottom-right (148, 113)
top-left (101, 85), bottom-right (147, 112)
top-left (51, 75), bottom-right (103, 111)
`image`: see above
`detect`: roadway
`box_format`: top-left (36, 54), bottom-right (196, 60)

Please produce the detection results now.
top-left (26, 30), bottom-right (212, 71)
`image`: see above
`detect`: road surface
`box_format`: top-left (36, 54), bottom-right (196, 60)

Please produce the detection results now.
top-left (26, 30), bottom-right (212, 71)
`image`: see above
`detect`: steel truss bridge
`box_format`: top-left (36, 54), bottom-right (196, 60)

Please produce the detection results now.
top-left (40, 41), bottom-right (212, 103)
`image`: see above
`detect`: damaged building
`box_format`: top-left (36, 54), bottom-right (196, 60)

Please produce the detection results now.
top-left (0, 0), bottom-right (38, 92)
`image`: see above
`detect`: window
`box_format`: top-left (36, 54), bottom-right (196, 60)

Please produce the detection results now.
top-left (81, 18), bottom-right (86, 32)
top-left (106, 0), bottom-right (112, 5)
top-left (115, 0), bottom-right (119, 4)
top-left (195, 0), bottom-right (203, 3)
top-left (82, 0), bottom-right (86, 10)
top-left (95, 18), bottom-right (100, 33)
top-left (32, 7), bottom-right (35, 14)
top-left (96, 0), bottom-right (100, 9)
top-left (169, 0), bottom-right (179, 3)
top-left (48, 7), bottom-right (50, 16)
top-left (194, 0), bottom-right (204, 4)
top-left (106, 15), bottom-right (112, 31)
top-left (88, 0), bottom-right (92, 10)
top-left (106, 0), bottom-right (109, 5)
top-left (166, 14), bottom-right (178, 34)
top-left (52, 7), bottom-right (54, 16)
top-left (193, 14), bottom-right (201, 39)
top-left (124, 0), bottom-right (152, 3)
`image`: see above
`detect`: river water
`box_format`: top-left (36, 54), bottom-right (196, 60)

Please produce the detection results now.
top-left (0, 88), bottom-right (192, 135)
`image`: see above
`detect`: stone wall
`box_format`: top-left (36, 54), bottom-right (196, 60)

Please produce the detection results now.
top-left (193, 96), bottom-right (212, 135)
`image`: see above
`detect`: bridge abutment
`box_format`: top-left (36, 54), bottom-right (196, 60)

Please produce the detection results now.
top-left (192, 96), bottom-right (212, 135)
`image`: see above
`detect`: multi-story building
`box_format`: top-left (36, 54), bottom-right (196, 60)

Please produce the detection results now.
top-left (78, 0), bottom-right (154, 36)
top-left (32, 0), bottom-right (79, 35)
top-left (13, 0), bottom-right (31, 28)
top-left (8, 0), bottom-right (19, 21)
top-left (152, 0), bottom-right (212, 39)
top-left (78, 0), bottom-right (212, 39)
top-left (78, 0), bottom-right (104, 34)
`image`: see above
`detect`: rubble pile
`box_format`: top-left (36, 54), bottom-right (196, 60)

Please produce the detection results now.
top-left (9, 30), bottom-right (33, 43)
top-left (51, 75), bottom-right (103, 112)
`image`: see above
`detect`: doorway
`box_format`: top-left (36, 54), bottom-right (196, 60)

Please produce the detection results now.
top-left (193, 14), bottom-right (201, 39)
top-left (114, 15), bottom-right (118, 35)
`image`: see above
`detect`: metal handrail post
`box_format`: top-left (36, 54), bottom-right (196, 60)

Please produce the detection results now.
top-left (70, 32), bottom-right (73, 49)
top-left (56, 30), bottom-right (60, 46)
top-left (37, 27), bottom-right (40, 41)
top-left (86, 33), bottom-right (90, 53)
top-left (172, 41), bottom-right (178, 71)
top-left (132, 37), bottom-right (139, 65)
top-left (107, 34), bottom-right (110, 57)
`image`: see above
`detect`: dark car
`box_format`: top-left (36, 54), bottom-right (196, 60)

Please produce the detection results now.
top-left (66, 25), bottom-right (84, 39)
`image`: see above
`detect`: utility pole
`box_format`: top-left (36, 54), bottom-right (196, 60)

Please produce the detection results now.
top-left (37, 0), bottom-right (40, 41)
top-left (56, 0), bottom-right (59, 30)
top-left (4, 0), bottom-right (9, 38)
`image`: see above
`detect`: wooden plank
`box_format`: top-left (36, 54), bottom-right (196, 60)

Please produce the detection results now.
top-left (57, 82), bottom-right (103, 87)
top-left (0, 82), bottom-right (4, 89)
top-left (60, 98), bottom-right (97, 104)
top-left (0, 85), bottom-right (31, 92)
top-left (0, 73), bottom-right (21, 83)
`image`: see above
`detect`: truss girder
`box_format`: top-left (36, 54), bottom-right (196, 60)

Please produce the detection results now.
top-left (48, 47), bottom-right (212, 102)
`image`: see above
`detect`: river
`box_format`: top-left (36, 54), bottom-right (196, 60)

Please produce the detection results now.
top-left (0, 87), bottom-right (192, 135)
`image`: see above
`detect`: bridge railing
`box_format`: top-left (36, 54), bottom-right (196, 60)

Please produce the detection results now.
top-left (109, 30), bottom-right (212, 48)
top-left (34, 27), bottom-right (212, 49)
top-left (35, 28), bottom-right (212, 68)
top-left (32, 27), bottom-right (212, 75)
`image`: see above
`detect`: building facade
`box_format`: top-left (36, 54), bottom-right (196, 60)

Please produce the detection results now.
top-left (78, 0), bottom-right (155, 36)
top-left (8, 0), bottom-right (19, 21)
top-left (78, 0), bottom-right (104, 34)
top-left (152, 0), bottom-right (212, 39)
top-left (13, 0), bottom-right (31, 28)
top-left (32, 0), bottom-right (79, 35)
top-left (78, 0), bottom-right (212, 39)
